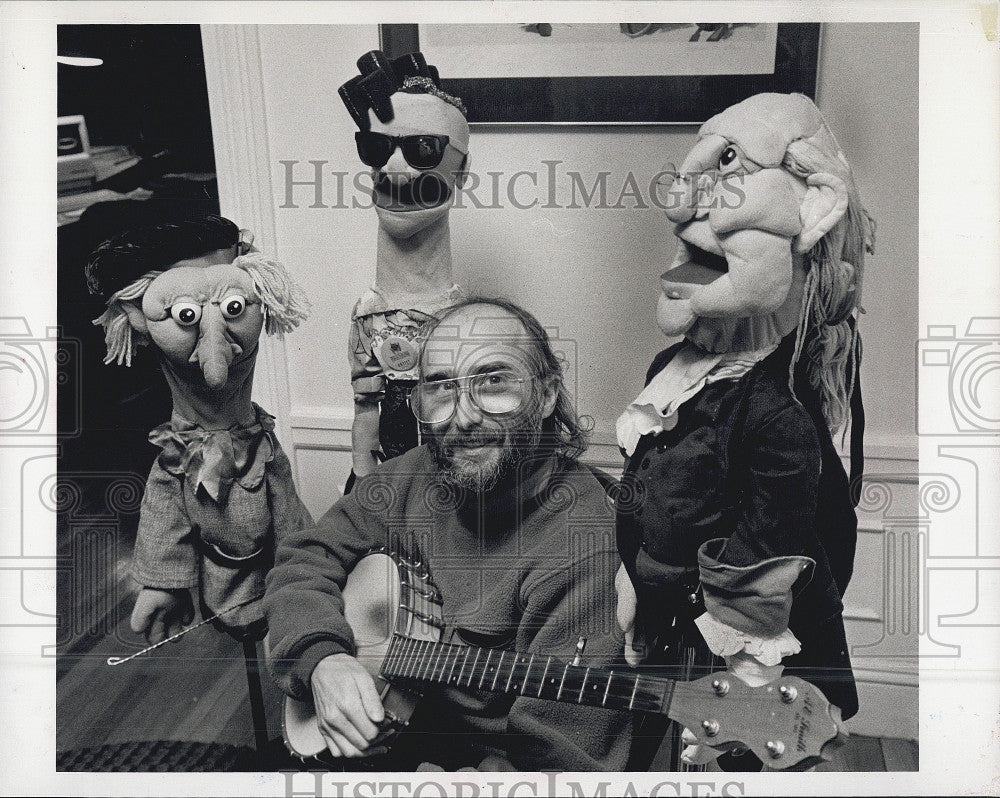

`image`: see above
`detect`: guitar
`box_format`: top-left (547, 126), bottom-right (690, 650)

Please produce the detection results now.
top-left (282, 551), bottom-right (848, 771)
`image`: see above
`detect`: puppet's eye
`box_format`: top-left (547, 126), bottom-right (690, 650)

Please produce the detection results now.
top-left (718, 146), bottom-right (742, 173)
top-left (170, 302), bottom-right (202, 327)
top-left (220, 295), bottom-right (247, 319)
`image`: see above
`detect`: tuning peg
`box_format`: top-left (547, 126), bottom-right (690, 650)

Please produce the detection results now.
top-left (779, 684), bottom-right (798, 703)
top-left (765, 740), bottom-right (785, 759)
top-left (701, 719), bottom-right (720, 737)
top-left (711, 678), bottom-right (730, 696)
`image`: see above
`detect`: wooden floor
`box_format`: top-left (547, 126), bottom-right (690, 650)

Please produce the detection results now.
top-left (56, 503), bottom-right (917, 772)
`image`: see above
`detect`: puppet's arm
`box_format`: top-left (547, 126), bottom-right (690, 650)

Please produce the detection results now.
top-left (696, 398), bottom-right (820, 648)
top-left (351, 400), bottom-right (382, 478)
top-left (131, 458), bottom-right (199, 642)
top-left (348, 315), bottom-right (386, 478)
top-left (680, 402), bottom-right (820, 764)
top-left (348, 315), bottom-right (384, 477)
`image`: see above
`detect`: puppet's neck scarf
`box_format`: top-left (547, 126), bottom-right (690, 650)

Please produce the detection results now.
top-left (149, 403), bottom-right (276, 504)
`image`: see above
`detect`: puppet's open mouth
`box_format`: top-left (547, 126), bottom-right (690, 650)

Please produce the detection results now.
top-left (661, 239), bottom-right (729, 286)
top-left (374, 173), bottom-right (452, 212)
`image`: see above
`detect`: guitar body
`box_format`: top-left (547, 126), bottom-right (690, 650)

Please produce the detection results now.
top-left (282, 551), bottom-right (443, 760)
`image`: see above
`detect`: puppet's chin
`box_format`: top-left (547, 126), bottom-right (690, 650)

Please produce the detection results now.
top-left (656, 292), bottom-right (696, 337)
top-left (375, 202), bottom-right (450, 239)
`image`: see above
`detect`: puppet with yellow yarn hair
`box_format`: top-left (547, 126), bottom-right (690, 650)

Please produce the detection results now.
top-left (88, 215), bottom-right (313, 642)
top-left (613, 93), bottom-right (875, 770)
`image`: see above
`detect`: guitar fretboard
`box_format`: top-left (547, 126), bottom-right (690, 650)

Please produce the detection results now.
top-left (381, 633), bottom-right (672, 714)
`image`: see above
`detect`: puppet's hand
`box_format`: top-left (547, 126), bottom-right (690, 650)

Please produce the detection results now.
top-left (615, 562), bottom-right (643, 666)
top-left (130, 587), bottom-right (194, 644)
top-left (681, 652), bottom-right (784, 766)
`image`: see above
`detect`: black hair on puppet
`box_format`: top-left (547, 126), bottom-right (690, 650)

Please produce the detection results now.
top-left (339, 50), bottom-right (466, 130)
top-left (86, 214), bottom-right (241, 298)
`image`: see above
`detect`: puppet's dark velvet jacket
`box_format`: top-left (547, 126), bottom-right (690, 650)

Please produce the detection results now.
top-left (617, 336), bottom-right (859, 719)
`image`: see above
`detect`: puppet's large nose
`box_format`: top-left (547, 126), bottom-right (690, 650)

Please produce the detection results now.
top-left (189, 303), bottom-right (243, 389)
top-left (381, 146), bottom-right (418, 187)
top-left (662, 136), bottom-right (725, 224)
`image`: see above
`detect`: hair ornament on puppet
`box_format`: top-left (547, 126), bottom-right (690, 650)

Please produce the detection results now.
top-left (780, 99), bottom-right (877, 437)
top-left (339, 50), bottom-right (466, 130)
top-left (399, 76), bottom-right (467, 117)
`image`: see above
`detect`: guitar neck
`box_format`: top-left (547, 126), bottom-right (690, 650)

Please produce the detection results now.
top-left (381, 633), bottom-right (677, 716)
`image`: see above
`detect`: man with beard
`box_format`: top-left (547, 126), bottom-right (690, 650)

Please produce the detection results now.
top-left (265, 299), bottom-right (631, 771)
top-left (340, 51), bottom-right (469, 489)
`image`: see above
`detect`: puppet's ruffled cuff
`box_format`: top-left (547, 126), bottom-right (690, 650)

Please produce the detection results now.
top-left (695, 612), bottom-right (801, 666)
top-left (697, 538), bottom-right (815, 639)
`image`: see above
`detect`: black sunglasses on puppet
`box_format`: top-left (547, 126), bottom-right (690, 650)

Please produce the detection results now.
top-left (364, 90), bottom-right (469, 233)
top-left (355, 132), bottom-right (455, 171)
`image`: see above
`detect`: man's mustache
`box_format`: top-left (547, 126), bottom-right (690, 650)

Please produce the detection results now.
top-left (374, 172), bottom-right (452, 209)
top-left (441, 433), bottom-right (504, 450)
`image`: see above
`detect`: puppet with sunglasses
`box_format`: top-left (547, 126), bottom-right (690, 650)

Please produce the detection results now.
top-left (339, 51), bottom-right (470, 490)
top-left (613, 93), bottom-right (876, 769)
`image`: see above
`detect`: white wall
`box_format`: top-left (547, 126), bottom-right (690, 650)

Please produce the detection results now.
top-left (204, 22), bottom-right (919, 740)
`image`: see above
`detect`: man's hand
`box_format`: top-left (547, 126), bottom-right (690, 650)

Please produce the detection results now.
top-left (614, 562), bottom-right (642, 666)
top-left (130, 587), bottom-right (194, 644)
top-left (310, 653), bottom-right (386, 758)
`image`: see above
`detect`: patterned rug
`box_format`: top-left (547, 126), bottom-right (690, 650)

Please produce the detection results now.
top-left (57, 739), bottom-right (272, 772)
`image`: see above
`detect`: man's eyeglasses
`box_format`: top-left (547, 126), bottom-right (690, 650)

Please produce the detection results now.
top-left (409, 370), bottom-right (536, 425)
top-left (355, 132), bottom-right (458, 171)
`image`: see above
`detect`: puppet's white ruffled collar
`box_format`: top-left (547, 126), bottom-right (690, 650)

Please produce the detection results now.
top-left (615, 341), bottom-right (779, 456)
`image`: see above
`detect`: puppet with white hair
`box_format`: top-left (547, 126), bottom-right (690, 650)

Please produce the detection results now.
top-left (614, 93), bottom-right (875, 769)
top-left (88, 215), bottom-right (312, 640)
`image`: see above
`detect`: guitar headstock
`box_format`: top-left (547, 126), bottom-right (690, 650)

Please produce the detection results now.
top-left (669, 673), bottom-right (848, 771)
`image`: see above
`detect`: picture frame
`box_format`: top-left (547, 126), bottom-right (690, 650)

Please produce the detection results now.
top-left (380, 23), bottom-right (821, 125)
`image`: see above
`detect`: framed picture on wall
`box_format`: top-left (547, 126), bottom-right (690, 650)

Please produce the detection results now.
top-left (380, 22), bottom-right (820, 125)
